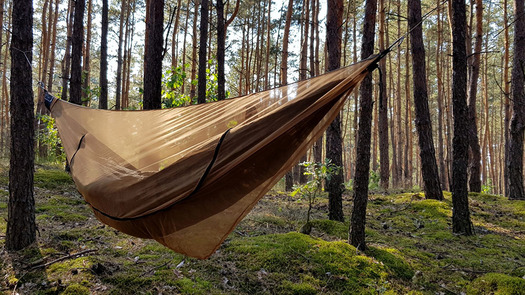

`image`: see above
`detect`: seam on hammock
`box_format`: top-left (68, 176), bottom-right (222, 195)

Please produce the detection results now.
top-left (86, 128), bottom-right (232, 221)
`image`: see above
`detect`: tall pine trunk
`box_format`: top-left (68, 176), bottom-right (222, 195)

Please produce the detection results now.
top-left (326, 0), bottom-right (344, 222)
top-left (100, 0), bottom-right (108, 109)
top-left (466, 0), bottom-right (482, 192)
top-left (6, 0), bottom-right (36, 251)
top-left (143, 0), bottom-right (164, 110)
top-left (378, 0), bottom-right (389, 189)
top-left (451, 0), bottom-right (473, 234)
top-left (408, 0), bottom-right (443, 200)
top-left (70, 0), bottom-right (85, 105)
top-left (349, 0), bottom-right (376, 250)
top-left (508, 0), bottom-right (525, 200)
top-left (197, 0), bottom-right (209, 103)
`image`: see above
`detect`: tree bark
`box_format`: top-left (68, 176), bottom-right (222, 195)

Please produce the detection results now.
top-left (70, 0), bottom-right (85, 105)
top-left (408, 0), bottom-right (443, 200)
top-left (466, 0), bottom-right (482, 192)
top-left (115, 0), bottom-right (127, 110)
top-left (282, 0), bottom-right (294, 191)
top-left (99, 0), bottom-right (108, 109)
top-left (451, 0), bottom-right (473, 234)
top-left (6, 0), bottom-right (36, 251)
top-left (143, 0), bottom-right (164, 110)
top-left (508, 0), bottom-right (525, 200)
top-left (197, 0), bottom-right (209, 103)
top-left (378, 0), bottom-right (389, 189)
top-left (61, 0), bottom-right (74, 101)
top-left (326, 0), bottom-right (344, 222)
top-left (349, 0), bottom-right (376, 250)
top-left (82, 0), bottom-right (93, 106)
top-left (216, 0), bottom-right (226, 100)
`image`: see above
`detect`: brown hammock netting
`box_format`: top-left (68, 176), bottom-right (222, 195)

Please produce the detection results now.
top-left (47, 55), bottom-right (378, 259)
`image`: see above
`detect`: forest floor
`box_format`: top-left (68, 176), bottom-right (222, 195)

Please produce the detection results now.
top-left (1, 164), bottom-right (525, 294)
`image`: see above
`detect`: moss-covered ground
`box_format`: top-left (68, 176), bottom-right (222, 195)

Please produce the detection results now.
top-left (0, 165), bottom-right (524, 294)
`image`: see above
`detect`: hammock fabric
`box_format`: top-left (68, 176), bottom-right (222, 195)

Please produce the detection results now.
top-left (46, 55), bottom-right (379, 259)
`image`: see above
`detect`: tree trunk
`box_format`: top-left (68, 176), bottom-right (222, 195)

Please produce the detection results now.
top-left (349, 0), bottom-right (376, 250)
top-left (408, 0), bottom-right (443, 200)
top-left (190, 0), bottom-right (199, 99)
top-left (82, 0), bottom-right (93, 106)
top-left (6, 0), bottom-right (36, 251)
top-left (503, 0), bottom-right (510, 196)
top-left (100, 0), bottom-right (108, 109)
top-left (70, 0), bottom-right (85, 105)
top-left (451, 0), bottom-right (473, 234)
top-left (466, 0), bottom-right (482, 192)
top-left (143, 0), bottom-right (164, 110)
top-left (508, 0), bottom-right (525, 200)
top-left (115, 0), bottom-right (127, 110)
top-left (282, 0), bottom-right (294, 191)
top-left (61, 0), bottom-right (74, 101)
top-left (47, 0), bottom-right (59, 92)
top-left (326, 0), bottom-right (344, 222)
top-left (197, 0), bottom-right (209, 103)
top-left (436, 0), bottom-right (447, 190)
top-left (378, 0), bottom-right (389, 189)
top-left (216, 0), bottom-right (226, 100)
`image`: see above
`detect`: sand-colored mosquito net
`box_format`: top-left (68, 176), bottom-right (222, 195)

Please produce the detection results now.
top-left (47, 56), bottom-right (378, 259)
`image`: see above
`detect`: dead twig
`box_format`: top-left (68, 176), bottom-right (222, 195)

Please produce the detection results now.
top-left (29, 249), bottom-right (98, 270)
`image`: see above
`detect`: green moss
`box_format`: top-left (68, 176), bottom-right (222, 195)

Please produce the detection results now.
top-left (280, 280), bottom-right (317, 295)
top-left (61, 283), bottom-right (90, 295)
top-left (34, 169), bottom-right (73, 189)
top-left (366, 247), bottom-right (414, 280)
top-left (467, 273), bottom-right (525, 295)
top-left (174, 277), bottom-right (213, 294)
top-left (228, 232), bottom-right (389, 293)
top-left (309, 219), bottom-right (348, 238)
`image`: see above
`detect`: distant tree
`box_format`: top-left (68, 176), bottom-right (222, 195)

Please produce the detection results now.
top-left (467, 0), bottom-right (483, 193)
top-left (281, 0), bottom-right (294, 191)
top-left (115, 0), bottom-right (127, 110)
top-left (451, 0), bottom-right (473, 234)
top-left (216, 0), bottom-right (239, 101)
top-left (143, 0), bottom-right (164, 110)
top-left (6, 0), bottom-right (36, 251)
top-left (99, 0), bottom-right (108, 109)
top-left (378, 0), bottom-right (389, 189)
top-left (61, 0), bottom-right (74, 101)
top-left (349, 0), bottom-right (377, 250)
top-left (508, 0), bottom-right (525, 200)
top-left (325, 0), bottom-right (344, 222)
top-left (408, 0), bottom-right (443, 200)
top-left (197, 0), bottom-right (209, 104)
top-left (70, 0), bottom-right (84, 105)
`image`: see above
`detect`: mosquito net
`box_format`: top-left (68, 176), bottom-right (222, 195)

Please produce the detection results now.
top-left (47, 55), bottom-right (378, 259)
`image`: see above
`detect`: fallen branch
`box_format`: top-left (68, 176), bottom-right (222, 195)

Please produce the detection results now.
top-left (29, 249), bottom-right (98, 270)
top-left (141, 261), bottom-right (171, 276)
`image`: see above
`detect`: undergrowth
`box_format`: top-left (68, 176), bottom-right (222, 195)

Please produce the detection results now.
top-left (0, 165), bottom-right (524, 294)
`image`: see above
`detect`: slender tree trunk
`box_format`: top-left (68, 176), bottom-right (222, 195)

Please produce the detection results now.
top-left (143, 0), bottom-right (164, 110)
top-left (408, 0), bottom-right (443, 200)
top-left (82, 0), bottom-right (93, 106)
top-left (6, 0), bottom-right (36, 251)
top-left (378, 0), bottom-right (389, 189)
top-left (197, 0), bottom-right (209, 103)
top-left (466, 0), bottom-right (482, 192)
top-left (436, 0), bottom-right (447, 190)
top-left (100, 0), bottom-right (108, 109)
top-left (282, 0), bottom-right (294, 191)
top-left (326, 0), bottom-right (344, 222)
top-left (70, 0), bottom-right (85, 105)
top-left (171, 0), bottom-right (183, 69)
top-left (115, 0), bottom-right (127, 110)
top-left (190, 0), bottom-right (199, 99)
top-left (508, 0), bottom-right (525, 200)
top-left (47, 0), bottom-right (59, 93)
top-left (216, 0), bottom-right (226, 100)
top-left (451, 0), bottom-right (473, 234)
top-left (503, 0), bottom-right (511, 197)
top-left (349, 0), bottom-right (376, 250)
top-left (61, 0), bottom-right (74, 101)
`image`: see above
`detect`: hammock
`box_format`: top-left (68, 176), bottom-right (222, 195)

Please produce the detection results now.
top-left (46, 55), bottom-right (379, 259)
